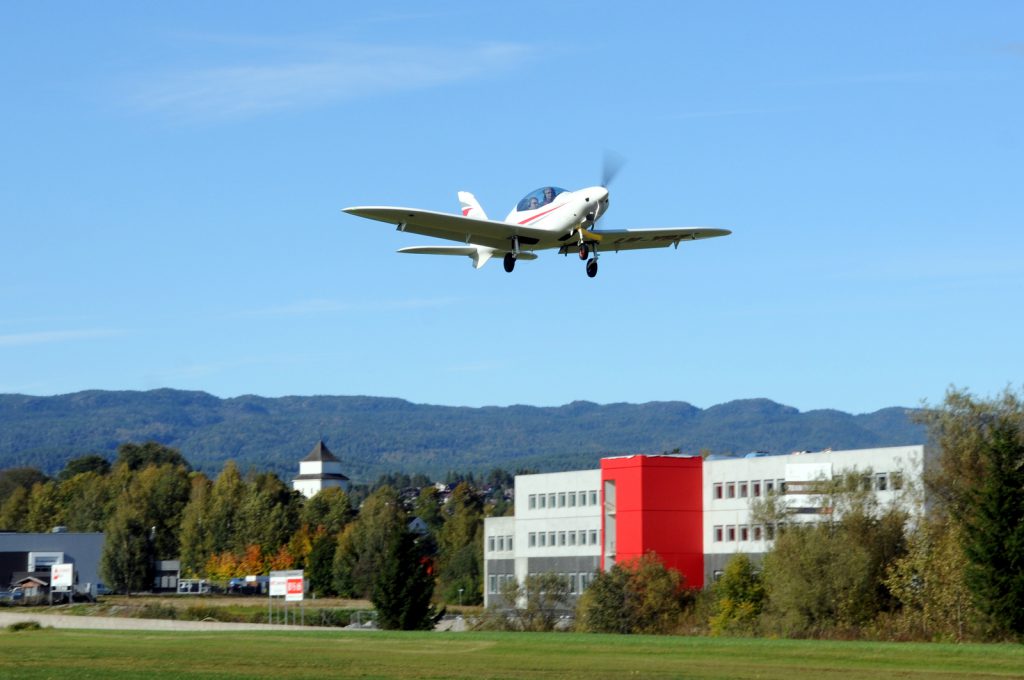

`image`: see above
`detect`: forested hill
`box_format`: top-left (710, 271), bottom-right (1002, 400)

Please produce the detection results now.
top-left (0, 390), bottom-right (925, 482)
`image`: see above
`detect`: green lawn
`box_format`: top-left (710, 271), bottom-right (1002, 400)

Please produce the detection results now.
top-left (1, 628), bottom-right (1022, 680)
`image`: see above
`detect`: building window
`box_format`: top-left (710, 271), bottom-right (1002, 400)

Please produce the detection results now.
top-left (569, 573), bottom-right (578, 594)
top-left (766, 524), bottom-right (776, 541)
top-left (538, 494), bottom-right (546, 509)
top-left (497, 536), bottom-right (504, 551)
top-left (568, 492), bottom-right (576, 507)
top-left (489, 575), bottom-right (497, 594)
top-left (548, 493), bottom-right (556, 508)
top-left (765, 479), bottom-right (775, 494)
top-left (714, 526), bottom-right (723, 542)
top-left (892, 471), bottom-right (904, 490)
top-left (753, 481), bottom-right (761, 497)
top-left (740, 526), bottom-right (749, 541)
top-left (753, 525), bottom-right (763, 541)
top-left (578, 491), bottom-right (586, 506)
top-left (507, 536), bottom-right (513, 551)
top-left (739, 482), bottom-right (748, 498)
top-left (876, 473), bottom-right (888, 491)
top-left (539, 532), bottom-right (546, 547)
top-left (727, 526), bottom-right (736, 542)
top-left (713, 483), bottom-right (723, 500)
top-left (569, 531), bottom-right (577, 546)
top-left (778, 479), bottom-right (786, 493)
top-left (488, 536), bottom-right (495, 552)
top-left (529, 532), bottom-right (536, 547)
top-left (726, 483), bottom-right (736, 499)
top-left (558, 492), bottom-right (566, 507)
top-left (528, 494), bottom-right (536, 510)
top-left (558, 531), bottom-right (566, 546)
top-left (547, 532), bottom-right (555, 546)
top-left (590, 490), bottom-right (598, 505)
top-left (590, 530), bottom-right (598, 545)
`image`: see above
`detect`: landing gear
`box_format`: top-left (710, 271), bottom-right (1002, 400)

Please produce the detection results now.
top-left (503, 252), bottom-right (516, 273)
top-left (578, 243), bottom-right (590, 260)
top-left (586, 258), bottom-right (598, 278)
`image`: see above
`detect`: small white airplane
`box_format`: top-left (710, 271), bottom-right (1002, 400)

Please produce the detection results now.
top-left (343, 175), bottom-right (730, 278)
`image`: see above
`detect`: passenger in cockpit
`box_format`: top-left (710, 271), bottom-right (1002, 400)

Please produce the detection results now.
top-left (542, 187), bottom-right (556, 205)
top-left (528, 196), bottom-right (539, 210)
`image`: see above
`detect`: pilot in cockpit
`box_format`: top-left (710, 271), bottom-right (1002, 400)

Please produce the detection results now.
top-left (528, 196), bottom-right (539, 210)
top-left (541, 187), bottom-right (556, 205)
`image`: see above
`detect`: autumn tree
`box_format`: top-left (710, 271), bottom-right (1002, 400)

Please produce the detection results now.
top-left (576, 553), bottom-right (685, 634)
top-left (709, 553), bottom-right (765, 636)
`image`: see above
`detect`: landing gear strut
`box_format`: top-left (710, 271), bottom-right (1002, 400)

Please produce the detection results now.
top-left (503, 252), bottom-right (516, 273)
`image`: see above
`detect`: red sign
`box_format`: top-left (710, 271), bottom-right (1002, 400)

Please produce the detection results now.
top-left (285, 577), bottom-right (304, 601)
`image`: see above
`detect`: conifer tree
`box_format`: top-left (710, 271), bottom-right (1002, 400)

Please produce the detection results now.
top-left (372, 529), bottom-right (438, 630)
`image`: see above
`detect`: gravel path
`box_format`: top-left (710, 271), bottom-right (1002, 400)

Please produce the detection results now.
top-left (0, 611), bottom-right (328, 632)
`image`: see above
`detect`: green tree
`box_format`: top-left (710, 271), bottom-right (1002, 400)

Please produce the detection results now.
top-left (237, 472), bottom-right (300, 555)
top-left (178, 474), bottom-right (214, 576)
top-left (25, 481), bottom-right (62, 532)
top-left (115, 441), bottom-right (191, 472)
top-left (576, 553), bottom-right (684, 634)
top-left (332, 486), bottom-right (405, 598)
top-left (0, 467), bottom-right (48, 506)
top-left (125, 463), bottom-right (191, 559)
top-left (207, 461), bottom-right (246, 555)
top-left (101, 503), bottom-right (154, 595)
top-left (300, 487), bottom-right (355, 535)
top-left (372, 529), bottom-right (439, 630)
top-left (886, 518), bottom-right (974, 641)
top-left (0, 486), bottom-right (30, 530)
top-left (306, 531), bottom-right (337, 597)
top-left (436, 482), bottom-right (483, 605)
top-left (919, 387), bottom-right (1024, 639)
top-left (58, 454), bottom-right (111, 481)
top-left (412, 486), bottom-right (443, 533)
top-left (58, 471), bottom-right (113, 532)
top-left (709, 554), bottom-right (765, 636)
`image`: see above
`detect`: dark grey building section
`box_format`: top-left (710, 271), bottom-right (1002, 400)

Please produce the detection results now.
top-left (704, 551), bottom-right (765, 585)
top-left (524, 555), bottom-right (600, 577)
top-left (0, 532), bottom-right (105, 595)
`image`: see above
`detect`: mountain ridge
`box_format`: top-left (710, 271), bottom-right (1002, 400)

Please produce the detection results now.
top-left (0, 389), bottom-right (925, 483)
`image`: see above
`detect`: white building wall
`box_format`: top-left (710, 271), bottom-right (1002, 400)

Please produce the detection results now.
top-left (702, 445), bottom-right (924, 567)
top-left (484, 469), bottom-right (602, 608)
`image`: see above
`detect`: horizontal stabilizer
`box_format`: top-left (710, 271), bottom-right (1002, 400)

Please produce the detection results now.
top-left (398, 246), bottom-right (537, 269)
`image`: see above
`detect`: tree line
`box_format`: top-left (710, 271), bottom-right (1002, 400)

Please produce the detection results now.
top-left (0, 442), bottom-right (518, 629)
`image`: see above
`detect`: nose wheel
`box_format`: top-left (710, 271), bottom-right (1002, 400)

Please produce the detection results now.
top-left (578, 243), bottom-right (590, 260)
top-left (586, 258), bottom-right (598, 278)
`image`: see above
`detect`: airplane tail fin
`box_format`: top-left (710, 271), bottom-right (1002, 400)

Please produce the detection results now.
top-left (457, 191), bottom-right (488, 221)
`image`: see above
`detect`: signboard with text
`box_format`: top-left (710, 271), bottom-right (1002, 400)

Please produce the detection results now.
top-left (270, 569), bottom-right (303, 600)
top-left (50, 563), bottom-right (73, 589)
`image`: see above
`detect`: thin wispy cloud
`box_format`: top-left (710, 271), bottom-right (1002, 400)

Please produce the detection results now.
top-left (0, 329), bottom-right (126, 348)
top-left (241, 297), bottom-right (460, 318)
top-left (130, 41), bottom-right (533, 120)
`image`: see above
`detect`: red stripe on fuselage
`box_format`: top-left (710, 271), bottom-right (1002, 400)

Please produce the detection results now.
top-left (517, 203), bottom-right (564, 225)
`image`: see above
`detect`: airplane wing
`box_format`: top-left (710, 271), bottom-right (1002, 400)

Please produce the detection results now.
top-left (590, 227), bottom-right (731, 252)
top-left (343, 206), bottom-right (554, 251)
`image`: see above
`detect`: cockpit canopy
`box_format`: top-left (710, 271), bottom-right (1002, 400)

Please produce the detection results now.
top-left (515, 186), bottom-right (567, 212)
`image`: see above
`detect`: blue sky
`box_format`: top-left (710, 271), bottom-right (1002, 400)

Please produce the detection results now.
top-left (1, 1), bottom-right (1021, 414)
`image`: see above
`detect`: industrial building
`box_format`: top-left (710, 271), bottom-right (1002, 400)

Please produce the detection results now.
top-left (483, 445), bottom-right (925, 608)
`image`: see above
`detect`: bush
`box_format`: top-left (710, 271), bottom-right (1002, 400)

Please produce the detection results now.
top-left (7, 620), bottom-right (43, 632)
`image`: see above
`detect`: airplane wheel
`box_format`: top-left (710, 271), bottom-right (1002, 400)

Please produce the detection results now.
top-left (586, 259), bottom-right (598, 278)
top-left (578, 243), bottom-right (589, 260)
top-left (503, 252), bottom-right (516, 273)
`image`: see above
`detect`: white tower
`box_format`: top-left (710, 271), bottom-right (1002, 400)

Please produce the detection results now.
top-left (292, 440), bottom-right (350, 498)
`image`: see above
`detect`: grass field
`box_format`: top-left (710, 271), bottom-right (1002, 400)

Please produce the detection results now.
top-left (1, 627), bottom-right (1023, 680)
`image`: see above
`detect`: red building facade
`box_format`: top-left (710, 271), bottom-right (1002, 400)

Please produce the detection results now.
top-left (600, 455), bottom-right (705, 589)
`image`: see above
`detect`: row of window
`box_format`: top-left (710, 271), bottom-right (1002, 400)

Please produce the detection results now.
top-left (712, 472), bottom-right (903, 501)
top-left (487, 535), bottom-right (514, 553)
top-left (488, 572), bottom-right (596, 595)
top-left (528, 529), bottom-right (599, 548)
top-left (713, 524), bottom-right (776, 543)
top-left (527, 490), bottom-right (599, 510)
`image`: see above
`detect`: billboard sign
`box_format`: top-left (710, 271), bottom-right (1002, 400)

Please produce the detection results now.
top-left (270, 569), bottom-right (303, 599)
top-left (50, 563), bottom-right (73, 589)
